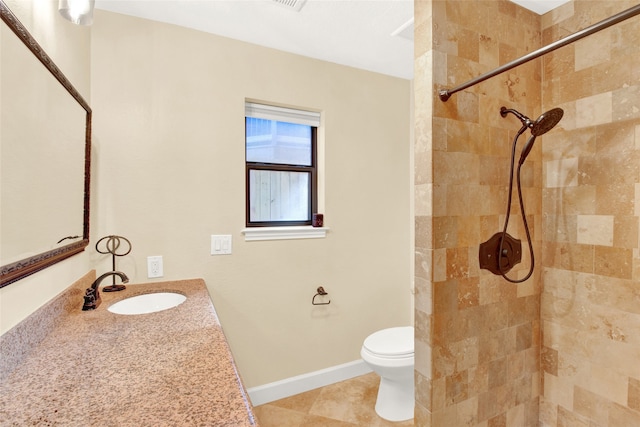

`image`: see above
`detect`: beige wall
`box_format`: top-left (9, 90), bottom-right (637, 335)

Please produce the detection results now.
top-left (0, 0), bottom-right (92, 335)
top-left (415, 0), bottom-right (640, 426)
top-left (90, 10), bottom-right (412, 387)
top-left (540, 1), bottom-right (640, 426)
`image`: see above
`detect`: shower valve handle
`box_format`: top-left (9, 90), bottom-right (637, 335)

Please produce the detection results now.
top-left (479, 232), bottom-right (522, 275)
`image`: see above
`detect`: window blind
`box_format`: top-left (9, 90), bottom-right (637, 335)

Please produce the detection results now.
top-left (245, 102), bottom-right (321, 127)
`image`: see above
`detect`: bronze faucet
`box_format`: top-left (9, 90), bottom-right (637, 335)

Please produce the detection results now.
top-left (82, 271), bottom-right (129, 311)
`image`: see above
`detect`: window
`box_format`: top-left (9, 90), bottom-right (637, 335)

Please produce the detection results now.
top-left (245, 102), bottom-right (320, 227)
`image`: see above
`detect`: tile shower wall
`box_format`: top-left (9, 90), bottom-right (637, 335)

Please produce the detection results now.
top-left (539, 1), bottom-right (640, 426)
top-left (415, 1), bottom-right (640, 426)
top-left (415, 1), bottom-right (543, 425)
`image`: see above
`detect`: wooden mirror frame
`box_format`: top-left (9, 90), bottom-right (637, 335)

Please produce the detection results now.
top-left (0, 1), bottom-right (91, 287)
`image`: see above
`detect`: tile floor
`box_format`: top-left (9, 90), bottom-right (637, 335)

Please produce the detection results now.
top-left (253, 373), bottom-right (414, 427)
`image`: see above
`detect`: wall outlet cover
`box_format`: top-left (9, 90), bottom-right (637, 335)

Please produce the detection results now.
top-left (147, 255), bottom-right (164, 278)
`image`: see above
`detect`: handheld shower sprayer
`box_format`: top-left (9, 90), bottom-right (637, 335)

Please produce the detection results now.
top-left (519, 135), bottom-right (537, 165)
top-left (518, 108), bottom-right (564, 164)
top-left (479, 106), bottom-right (563, 283)
top-left (500, 107), bottom-right (564, 163)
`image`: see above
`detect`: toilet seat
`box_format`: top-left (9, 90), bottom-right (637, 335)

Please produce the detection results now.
top-left (363, 326), bottom-right (413, 358)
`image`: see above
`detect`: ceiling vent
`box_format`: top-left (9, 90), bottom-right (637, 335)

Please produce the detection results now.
top-left (271, 0), bottom-right (308, 12)
top-left (391, 17), bottom-right (414, 41)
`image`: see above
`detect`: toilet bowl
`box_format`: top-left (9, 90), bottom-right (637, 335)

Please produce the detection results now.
top-left (360, 326), bottom-right (414, 422)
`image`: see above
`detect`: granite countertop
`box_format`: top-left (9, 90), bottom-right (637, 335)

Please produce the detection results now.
top-left (0, 276), bottom-right (259, 427)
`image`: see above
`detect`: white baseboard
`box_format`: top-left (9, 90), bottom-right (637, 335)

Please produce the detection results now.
top-left (247, 359), bottom-right (373, 406)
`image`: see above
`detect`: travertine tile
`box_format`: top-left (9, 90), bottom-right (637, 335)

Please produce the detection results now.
top-left (434, 247), bottom-right (447, 282)
top-left (432, 375), bottom-right (447, 412)
top-left (541, 346), bottom-right (558, 376)
top-left (434, 279), bottom-right (458, 312)
top-left (256, 373), bottom-right (414, 427)
top-left (596, 184), bottom-right (635, 216)
top-left (545, 158), bottom-right (578, 188)
top-left (613, 216), bottom-right (638, 249)
top-left (417, 1), bottom-right (639, 426)
top-left (488, 357), bottom-right (508, 389)
top-left (458, 276), bottom-right (480, 309)
top-left (268, 388), bottom-right (322, 413)
top-left (488, 412), bottom-right (506, 427)
top-left (584, 364), bottom-right (629, 407)
top-left (446, 370), bottom-right (469, 404)
top-left (538, 397), bottom-right (559, 426)
top-left (612, 85), bottom-right (640, 123)
top-left (594, 246), bottom-right (633, 279)
top-left (416, 372), bottom-right (432, 411)
top-left (253, 405), bottom-right (308, 427)
top-left (506, 403), bottom-right (525, 426)
top-left (432, 404), bottom-right (457, 426)
top-left (516, 322), bottom-right (533, 352)
top-left (415, 215), bottom-right (433, 250)
top-left (574, 29), bottom-right (611, 71)
top-left (628, 377), bottom-right (640, 412)
top-left (573, 385), bottom-right (610, 425)
top-left (543, 241), bottom-right (595, 273)
top-left (433, 216), bottom-right (458, 248)
top-left (557, 404), bottom-right (590, 427)
top-left (457, 396), bottom-right (479, 426)
top-left (575, 92), bottom-right (613, 128)
top-left (607, 401), bottom-right (640, 426)
top-left (415, 333), bottom-right (432, 379)
top-left (468, 362), bottom-right (490, 397)
top-left (454, 336), bottom-right (480, 372)
top-left (479, 33), bottom-right (500, 70)
top-left (415, 184), bottom-right (433, 216)
top-left (576, 215), bottom-right (614, 246)
top-left (543, 372), bottom-right (573, 411)
top-left (446, 246), bottom-right (471, 279)
top-left (508, 350), bottom-right (526, 380)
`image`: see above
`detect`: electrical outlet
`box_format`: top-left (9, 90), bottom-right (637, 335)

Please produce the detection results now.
top-left (147, 255), bottom-right (163, 278)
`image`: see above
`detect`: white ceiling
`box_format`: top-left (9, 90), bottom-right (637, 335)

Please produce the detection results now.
top-left (510, 0), bottom-right (570, 15)
top-left (95, 0), bottom-right (570, 80)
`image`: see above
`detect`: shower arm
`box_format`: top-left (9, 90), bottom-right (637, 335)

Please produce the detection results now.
top-left (438, 3), bottom-right (640, 102)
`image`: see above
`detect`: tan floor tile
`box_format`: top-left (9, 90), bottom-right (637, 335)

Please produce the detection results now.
top-left (301, 413), bottom-right (359, 426)
top-left (255, 373), bottom-right (414, 427)
top-left (309, 376), bottom-right (380, 424)
top-left (269, 387), bottom-right (323, 413)
top-left (253, 404), bottom-right (307, 427)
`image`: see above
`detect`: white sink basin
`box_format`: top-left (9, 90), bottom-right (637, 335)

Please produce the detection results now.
top-left (108, 292), bottom-right (186, 315)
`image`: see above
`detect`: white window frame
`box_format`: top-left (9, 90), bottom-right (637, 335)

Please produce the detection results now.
top-left (242, 101), bottom-right (327, 241)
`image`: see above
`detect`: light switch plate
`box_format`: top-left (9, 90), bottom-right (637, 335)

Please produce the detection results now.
top-left (211, 235), bottom-right (232, 255)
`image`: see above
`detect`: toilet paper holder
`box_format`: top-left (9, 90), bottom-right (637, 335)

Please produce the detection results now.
top-left (312, 286), bottom-right (331, 305)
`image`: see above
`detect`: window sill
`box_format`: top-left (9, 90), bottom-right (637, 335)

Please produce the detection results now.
top-left (241, 226), bottom-right (329, 241)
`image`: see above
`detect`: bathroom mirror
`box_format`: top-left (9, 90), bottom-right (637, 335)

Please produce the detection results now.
top-left (0, 1), bottom-right (91, 287)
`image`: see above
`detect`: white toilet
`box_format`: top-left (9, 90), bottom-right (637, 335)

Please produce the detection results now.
top-left (360, 326), bottom-right (414, 422)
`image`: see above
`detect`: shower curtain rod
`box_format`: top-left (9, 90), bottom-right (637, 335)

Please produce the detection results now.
top-left (438, 3), bottom-right (640, 102)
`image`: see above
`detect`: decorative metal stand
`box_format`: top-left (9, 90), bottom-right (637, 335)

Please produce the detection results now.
top-left (95, 235), bottom-right (132, 292)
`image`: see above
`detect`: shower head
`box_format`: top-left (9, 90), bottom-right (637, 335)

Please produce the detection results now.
top-left (501, 106), bottom-right (564, 164)
top-left (521, 108), bottom-right (564, 164)
top-left (530, 108), bottom-right (564, 136)
top-left (500, 106), bottom-right (564, 136)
